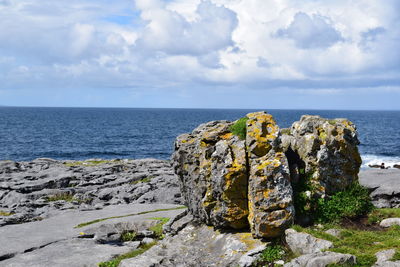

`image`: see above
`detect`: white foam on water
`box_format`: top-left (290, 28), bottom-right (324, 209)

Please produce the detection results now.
top-left (361, 154), bottom-right (400, 169)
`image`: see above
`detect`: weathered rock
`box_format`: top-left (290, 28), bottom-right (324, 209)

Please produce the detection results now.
top-left (0, 203), bottom-right (184, 266)
top-left (359, 169), bottom-right (400, 208)
top-left (246, 112), bottom-right (293, 238)
top-left (173, 112), bottom-right (361, 238)
top-left (285, 229), bottom-right (333, 255)
top-left (282, 115), bottom-right (361, 196)
top-left (374, 249), bottom-right (400, 267)
top-left (0, 158), bottom-right (182, 225)
top-left (120, 224), bottom-right (265, 267)
top-left (325, 229), bottom-right (341, 237)
top-left (238, 244), bottom-right (267, 267)
top-left (284, 251), bottom-right (356, 267)
top-left (376, 249), bottom-right (396, 264)
top-left (172, 120), bottom-right (249, 230)
top-left (380, 218), bottom-right (400, 228)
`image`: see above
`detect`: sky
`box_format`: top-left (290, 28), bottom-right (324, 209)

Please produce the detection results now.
top-left (0, 0), bottom-right (399, 110)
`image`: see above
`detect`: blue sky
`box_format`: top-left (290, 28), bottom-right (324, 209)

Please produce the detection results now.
top-left (0, 0), bottom-right (399, 110)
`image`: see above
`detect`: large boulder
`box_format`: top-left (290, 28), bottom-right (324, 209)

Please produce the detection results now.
top-left (172, 111), bottom-right (361, 238)
top-left (282, 115), bottom-right (361, 195)
top-left (172, 120), bottom-right (249, 230)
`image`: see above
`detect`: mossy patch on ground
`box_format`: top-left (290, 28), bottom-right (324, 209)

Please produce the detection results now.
top-left (46, 192), bottom-right (75, 202)
top-left (130, 175), bottom-right (155, 185)
top-left (46, 192), bottom-right (90, 204)
top-left (98, 241), bottom-right (157, 267)
top-left (0, 210), bottom-right (13, 216)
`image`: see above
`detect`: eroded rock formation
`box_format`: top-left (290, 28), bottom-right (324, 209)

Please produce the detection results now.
top-left (172, 111), bottom-right (361, 238)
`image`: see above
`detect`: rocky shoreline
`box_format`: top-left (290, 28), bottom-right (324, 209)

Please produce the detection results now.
top-left (0, 158), bottom-right (182, 226)
top-left (0, 157), bottom-right (399, 266)
top-left (1, 112), bottom-right (400, 267)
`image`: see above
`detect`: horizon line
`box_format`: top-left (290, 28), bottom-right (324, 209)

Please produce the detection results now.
top-left (1, 105), bottom-right (400, 112)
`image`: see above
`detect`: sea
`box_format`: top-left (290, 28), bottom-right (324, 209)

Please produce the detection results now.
top-left (0, 107), bottom-right (399, 169)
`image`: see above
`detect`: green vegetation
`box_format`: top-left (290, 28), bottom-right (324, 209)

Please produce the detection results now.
top-left (260, 244), bottom-right (285, 262)
top-left (316, 183), bottom-right (374, 223)
top-left (255, 241), bottom-right (298, 266)
top-left (74, 206), bottom-right (185, 228)
top-left (46, 193), bottom-right (90, 204)
top-left (0, 210), bottom-right (13, 216)
top-left (149, 217), bottom-right (170, 239)
top-left (292, 172), bottom-right (319, 221)
top-left (328, 119), bottom-right (337, 125)
top-left (98, 241), bottom-right (157, 267)
top-left (293, 181), bottom-right (373, 224)
top-left (46, 192), bottom-right (75, 202)
top-left (64, 160), bottom-right (115, 167)
top-left (230, 117), bottom-right (248, 140)
top-left (294, 222), bottom-right (400, 266)
top-left (130, 175), bottom-right (155, 185)
top-left (97, 216), bottom-right (170, 266)
top-left (368, 208), bottom-right (400, 225)
top-left (120, 231), bottom-right (137, 242)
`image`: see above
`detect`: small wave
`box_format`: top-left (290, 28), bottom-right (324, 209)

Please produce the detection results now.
top-left (361, 154), bottom-right (400, 169)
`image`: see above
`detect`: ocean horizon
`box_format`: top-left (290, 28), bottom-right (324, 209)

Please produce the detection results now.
top-left (1, 106), bottom-right (399, 168)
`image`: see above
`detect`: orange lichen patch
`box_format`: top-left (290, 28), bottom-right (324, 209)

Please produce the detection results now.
top-left (220, 132), bottom-right (233, 140)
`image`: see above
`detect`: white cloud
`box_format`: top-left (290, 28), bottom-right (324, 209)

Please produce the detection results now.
top-left (0, 0), bottom-right (398, 98)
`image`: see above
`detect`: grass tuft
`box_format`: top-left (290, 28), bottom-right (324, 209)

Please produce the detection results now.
top-left (230, 117), bottom-right (248, 140)
top-left (120, 231), bottom-right (137, 242)
top-left (149, 217), bottom-right (170, 239)
top-left (98, 241), bottom-right (157, 267)
top-left (316, 183), bottom-right (374, 223)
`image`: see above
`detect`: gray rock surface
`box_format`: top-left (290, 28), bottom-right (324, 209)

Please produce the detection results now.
top-left (285, 229), bottom-right (333, 255)
top-left (238, 245), bottom-right (267, 267)
top-left (0, 158), bottom-right (182, 226)
top-left (324, 229), bottom-right (341, 237)
top-left (0, 203), bottom-right (185, 266)
top-left (380, 218), bottom-right (400, 228)
top-left (284, 251), bottom-right (356, 267)
top-left (359, 169), bottom-right (400, 208)
top-left (120, 224), bottom-right (265, 267)
top-left (375, 249), bottom-right (396, 264)
top-left (3, 239), bottom-right (132, 267)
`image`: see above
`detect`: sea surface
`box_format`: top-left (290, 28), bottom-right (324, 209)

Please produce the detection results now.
top-left (0, 107), bottom-right (399, 168)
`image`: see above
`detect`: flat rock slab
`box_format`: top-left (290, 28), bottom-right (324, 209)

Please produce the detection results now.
top-left (120, 224), bottom-right (265, 267)
top-left (3, 239), bottom-right (132, 267)
top-left (359, 169), bottom-right (400, 208)
top-left (0, 203), bottom-right (185, 266)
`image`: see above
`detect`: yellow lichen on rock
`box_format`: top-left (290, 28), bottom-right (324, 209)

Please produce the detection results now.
top-left (246, 111), bottom-right (294, 238)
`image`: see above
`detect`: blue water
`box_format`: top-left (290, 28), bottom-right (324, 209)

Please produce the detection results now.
top-left (0, 107), bottom-right (399, 167)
